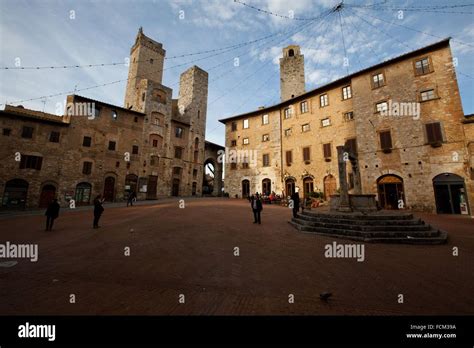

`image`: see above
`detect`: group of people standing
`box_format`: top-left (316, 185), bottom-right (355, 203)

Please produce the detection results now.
top-left (249, 188), bottom-right (301, 224)
top-left (44, 191), bottom-right (138, 231)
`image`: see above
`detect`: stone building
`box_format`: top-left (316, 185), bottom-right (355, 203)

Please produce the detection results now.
top-left (0, 28), bottom-right (223, 209)
top-left (219, 38), bottom-right (473, 215)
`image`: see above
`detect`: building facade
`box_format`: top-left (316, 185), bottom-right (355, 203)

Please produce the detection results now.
top-left (0, 28), bottom-right (223, 209)
top-left (220, 38), bottom-right (473, 215)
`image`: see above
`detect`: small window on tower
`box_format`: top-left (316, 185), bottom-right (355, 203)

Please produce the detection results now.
top-left (150, 59), bottom-right (154, 64)
top-left (289, 49), bottom-right (294, 57)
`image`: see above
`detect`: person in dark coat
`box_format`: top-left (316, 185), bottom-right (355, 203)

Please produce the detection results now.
top-left (93, 195), bottom-right (105, 229)
top-left (291, 189), bottom-right (300, 218)
top-left (45, 198), bottom-right (60, 231)
top-left (127, 191), bottom-right (136, 207)
top-left (250, 193), bottom-right (263, 224)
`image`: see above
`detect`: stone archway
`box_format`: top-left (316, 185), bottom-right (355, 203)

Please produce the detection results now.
top-left (203, 158), bottom-right (215, 195)
top-left (3, 179), bottom-right (29, 209)
top-left (204, 141), bottom-right (224, 196)
top-left (377, 174), bottom-right (405, 210)
top-left (39, 184), bottom-right (56, 208)
top-left (324, 175), bottom-right (337, 200)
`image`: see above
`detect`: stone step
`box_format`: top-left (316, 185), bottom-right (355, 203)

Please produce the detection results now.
top-left (288, 221), bottom-right (447, 244)
top-left (301, 210), bottom-right (414, 220)
top-left (292, 217), bottom-right (431, 232)
top-left (296, 213), bottom-right (423, 226)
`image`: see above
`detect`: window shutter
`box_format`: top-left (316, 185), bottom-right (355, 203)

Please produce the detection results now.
top-left (286, 151), bottom-right (292, 165)
top-left (380, 131), bottom-right (392, 149)
top-left (426, 122), bottom-right (442, 143)
top-left (303, 147), bottom-right (310, 161)
top-left (323, 143), bottom-right (331, 158)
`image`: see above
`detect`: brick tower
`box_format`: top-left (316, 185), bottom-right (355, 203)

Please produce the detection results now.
top-left (280, 45), bottom-right (305, 102)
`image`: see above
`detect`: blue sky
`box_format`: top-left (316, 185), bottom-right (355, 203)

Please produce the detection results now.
top-left (0, 0), bottom-right (473, 146)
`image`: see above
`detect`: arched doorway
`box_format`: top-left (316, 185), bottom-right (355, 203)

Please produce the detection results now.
top-left (203, 159), bottom-right (215, 195)
top-left (242, 179), bottom-right (250, 199)
top-left (39, 184), bottom-right (56, 208)
top-left (172, 178), bottom-right (180, 196)
top-left (75, 182), bottom-right (92, 205)
top-left (2, 179), bottom-right (28, 209)
top-left (324, 175), bottom-right (337, 200)
top-left (285, 178), bottom-right (295, 197)
top-left (262, 178), bottom-right (271, 195)
top-left (103, 177), bottom-right (115, 202)
top-left (377, 175), bottom-right (404, 209)
top-left (303, 177), bottom-right (314, 198)
top-left (433, 173), bottom-right (469, 214)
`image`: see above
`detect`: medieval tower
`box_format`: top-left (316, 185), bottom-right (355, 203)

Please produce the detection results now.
top-left (279, 45), bottom-right (305, 101)
top-left (124, 28), bottom-right (209, 197)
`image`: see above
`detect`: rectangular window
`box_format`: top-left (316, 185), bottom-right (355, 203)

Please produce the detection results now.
top-left (108, 141), bottom-right (116, 151)
top-left (300, 101), bottom-right (309, 113)
top-left (243, 119), bottom-right (249, 129)
top-left (82, 136), bottom-right (92, 147)
top-left (231, 122), bottom-right (237, 131)
top-left (263, 154), bottom-right (270, 167)
top-left (243, 137), bottom-right (249, 145)
top-left (19, 155), bottom-right (42, 170)
top-left (262, 114), bottom-right (269, 125)
top-left (94, 106), bottom-right (101, 118)
top-left (174, 147), bottom-right (183, 159)
top-left (323, 143), bottom-right (332, 159)
top-left (286, 150), bottom-right (293, 166)
top-left (415, 57), bottom-right (431, 75)
top-left (284, 128), bottom-right (292, 137)
top-left (153, 118), bottom-right (160, 126)
top-left (372, 72), bottom-right (385, 88)
top-left (21, 126), bottom-right (34, 138)
top-left (262, 134), bottom-right (270, 142)
top-left (425, 122), bottom-right (443, 144)
top-left (231, 140), bottom-right (237, 147)
top-left (303, 147), bottom-right (311, 162)
top-left (193, 169), bottom-right (197, 179)
top-left (173, 167), bottom-right (182, 175)
top-left (345, 138), bottom-right (358, 154)
top-left (230, 162), bottom-right (237, 170)
top-left (2, 128), bottom-right (11, 136)
top-left (342, 85), bottom-right (352, 100)
top-left (320, 94), bottom-right (329, 107)
top-left (302, 123), bottom-right (310, 132)
top-left (175, 126), bottom-right (183, 138)
top-left (379, 130), bottom-right (393, 151)
top-left (82, 161), bottom-right (92, 175)
top-left (132, 145), bottom-right (139, 155)
top-left (242, 157), bottom-right (249, 169)
top-left (420, 89), bottom-right (436, 101)
top-left (152, 139), bottom-right (158, 147)
top-left (284, 107), bottom-right (292, 119)
top-left (376, 101), bottom-right (388, 113)
top-left (344, 111), bottom-right (354, 121)
top-left (49, 131), bottom-right (60, 143)
top-left (321, 118), bottom-right (331, 127)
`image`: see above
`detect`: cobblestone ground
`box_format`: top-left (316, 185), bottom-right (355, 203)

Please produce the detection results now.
top-left (0, 198), bottom-right (473, 315)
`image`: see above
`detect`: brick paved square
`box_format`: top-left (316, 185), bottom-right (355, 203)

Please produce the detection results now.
top-left (1, 198), bottom-right (473, 315)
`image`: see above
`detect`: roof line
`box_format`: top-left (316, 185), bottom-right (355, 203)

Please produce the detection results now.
top-left (219, 37), bottom-right (451, 123)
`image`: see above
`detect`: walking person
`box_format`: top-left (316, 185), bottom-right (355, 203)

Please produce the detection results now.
top-left (93, 195), bottom-right (105, 229)
top-left (127, 191), bottom-right (136, 207)
top-left (44, 198), bottom-right (60, 231)
top-left (250, 193), bottom-right (263, 224)
top-left (291, 188), bottom-right (300, 219)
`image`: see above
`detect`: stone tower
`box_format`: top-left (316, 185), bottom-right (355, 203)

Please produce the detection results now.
top-left (124, 27), bottom-right (166, 111)
top-left (280, 45), bottom-right (305, 102)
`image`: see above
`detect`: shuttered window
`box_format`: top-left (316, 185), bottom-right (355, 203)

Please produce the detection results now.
top-left (425, 122), bottom-right (443, 144)
top-left (286, 151), bottom-right (292, 166)
top-left (323, 143), bottom-right (332, 158)
top-left (379, 131), bottom-right (392, 150)
top-left (303, 147), bottom-right (311, 162)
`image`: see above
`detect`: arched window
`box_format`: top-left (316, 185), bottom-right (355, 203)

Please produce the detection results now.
top-left (3, 179), bottom-right (29, 209)
top-left (288, 49), bottom-right (294, 57)
top-left (75, 182), bottom-right (92, 205)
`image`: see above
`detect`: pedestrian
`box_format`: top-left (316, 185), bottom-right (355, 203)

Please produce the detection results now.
top-left (93, 195), bottom-right (105, 229)
top-left (44, 198), bottom-right (60, 231)
top-left (291, 188), bottom-right (300, 218)
top-left (250, 193), bottom-right (263, 224)
top-left (127, 191), bottom-right (136, 207)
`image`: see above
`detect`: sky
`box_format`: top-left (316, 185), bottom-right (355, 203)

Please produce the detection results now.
top-left (0, 0), bottom-right (473, 146)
